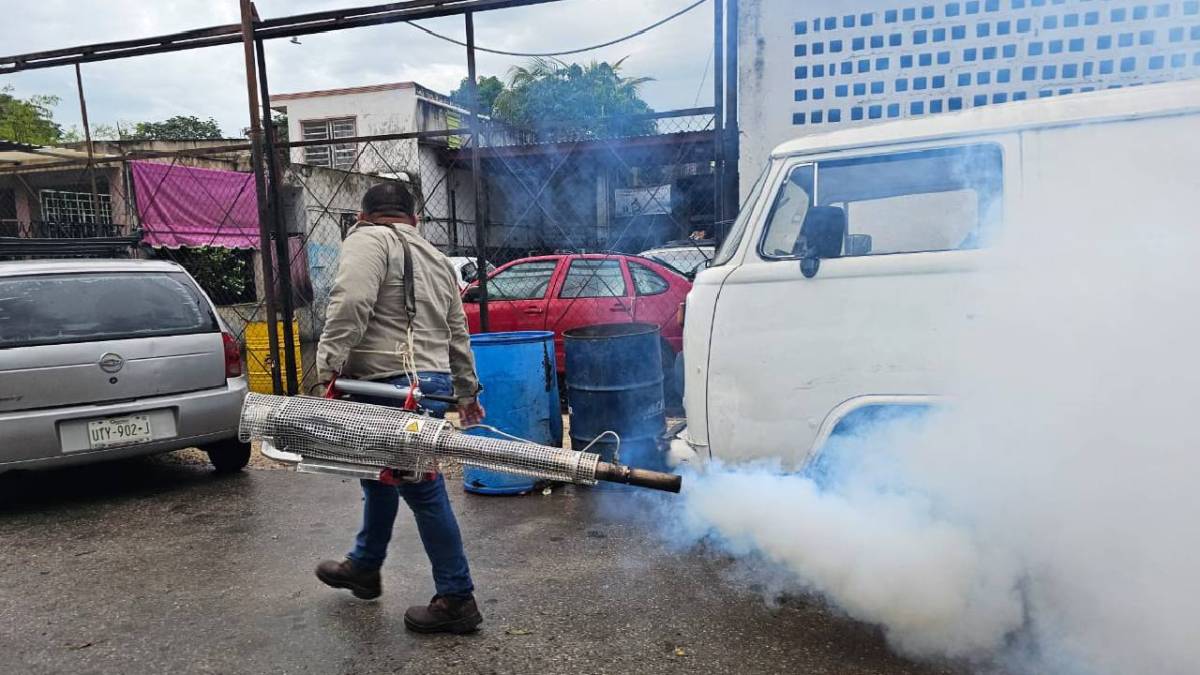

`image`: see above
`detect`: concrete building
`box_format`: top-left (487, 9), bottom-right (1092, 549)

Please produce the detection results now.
top-left (269, 82), bottom-right (482, 253)
top-left (739, 0), bottom-right (1200, 188)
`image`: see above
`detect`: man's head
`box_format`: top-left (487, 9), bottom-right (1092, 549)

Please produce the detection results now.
top-left (360, 181), bottom-right (417, 225)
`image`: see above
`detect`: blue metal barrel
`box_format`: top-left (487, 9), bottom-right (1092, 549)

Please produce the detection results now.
top-left (565, 323), bottom-right (667, 476)
top-left (463, 331), bottom-right (560, 495)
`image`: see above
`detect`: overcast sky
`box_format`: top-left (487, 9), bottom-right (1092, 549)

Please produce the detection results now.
top-left (0, 0), bottom-right (715, 138)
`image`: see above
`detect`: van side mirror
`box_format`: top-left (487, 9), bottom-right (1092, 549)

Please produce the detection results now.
top-left (794, 206), bottom-right (847, 278)
top-left (463, 285), bottom-right (481, 303)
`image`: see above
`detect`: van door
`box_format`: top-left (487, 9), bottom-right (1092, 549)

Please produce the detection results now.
top-left (705, 142), bottom-right (1010, 467)
top-left (0, 271), bottom-right (226, 413)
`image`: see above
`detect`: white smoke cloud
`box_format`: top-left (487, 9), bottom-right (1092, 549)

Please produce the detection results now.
top-left (669, 139), bottom-right (1200, 673)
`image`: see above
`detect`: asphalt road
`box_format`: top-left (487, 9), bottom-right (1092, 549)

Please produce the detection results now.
top-left (0, 459), bottom-right (966, 675)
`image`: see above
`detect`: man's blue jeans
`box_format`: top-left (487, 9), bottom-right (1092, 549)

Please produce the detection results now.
top-left (345, 372), bottom-right (474, 598)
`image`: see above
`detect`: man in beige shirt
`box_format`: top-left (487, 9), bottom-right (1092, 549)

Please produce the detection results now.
top-left (314, 182), bottom-right (485, 635)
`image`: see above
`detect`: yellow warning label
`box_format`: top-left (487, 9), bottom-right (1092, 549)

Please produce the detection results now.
top-left (403, 420), bottom-right (423, 434)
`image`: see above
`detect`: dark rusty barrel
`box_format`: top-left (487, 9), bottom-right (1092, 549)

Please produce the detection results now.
top-left (565, 323), bottom-right (667, 476)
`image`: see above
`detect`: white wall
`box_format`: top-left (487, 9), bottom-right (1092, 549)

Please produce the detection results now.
top-left (280, 87), bottom-right (418, 175)
top-left (738, 0), bottom-right (1200, 196)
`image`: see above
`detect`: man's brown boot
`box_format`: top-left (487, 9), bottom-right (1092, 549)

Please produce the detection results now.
top-left (315, 559), bottom-right (381, 600)
top-left (404, 594), bottom-right (483, 634)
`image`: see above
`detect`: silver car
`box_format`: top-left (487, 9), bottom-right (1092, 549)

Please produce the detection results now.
top-left (0, 259), bottom-right (251, 474)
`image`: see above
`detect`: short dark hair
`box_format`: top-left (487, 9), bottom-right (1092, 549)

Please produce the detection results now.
top-left (361, 181), bottom-right (415, 218)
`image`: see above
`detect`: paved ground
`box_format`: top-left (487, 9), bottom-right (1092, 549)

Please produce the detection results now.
top-left (0, 458), bottom-right (967, 675)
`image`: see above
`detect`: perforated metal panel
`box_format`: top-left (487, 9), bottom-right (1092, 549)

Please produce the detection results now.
top-left (240, 394), bottom-right (600, 484)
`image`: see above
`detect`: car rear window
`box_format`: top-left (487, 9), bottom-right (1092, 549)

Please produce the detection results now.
top-left (0, 271), bottom-right (219, 348)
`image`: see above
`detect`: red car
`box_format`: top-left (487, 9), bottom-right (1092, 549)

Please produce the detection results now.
top-left (462, 253), bottom-right (691, 373)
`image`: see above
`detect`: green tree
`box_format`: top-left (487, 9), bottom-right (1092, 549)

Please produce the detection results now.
top-left (0, 86), bottom-right (63, 145)
top-left (491, 58), bottom-right (656, 141)
top-left (126, 115), bottom-right (224, 140)
top-left (449, 75), bottom-right (505, 115)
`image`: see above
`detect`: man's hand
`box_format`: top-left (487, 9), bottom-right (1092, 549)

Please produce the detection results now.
top-left (458, 398), bottom-right (485, 426)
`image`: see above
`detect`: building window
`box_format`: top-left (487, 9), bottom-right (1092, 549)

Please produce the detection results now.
top-left (876, 57), bottom-right (891, 69)
top-left (1139, 30), bottom-right (1155, 45)
top-left (39, 189), bottom-right (113, 224)
top-left (1133, 5), bottom-right (1148, 20)
top-left (887, 103), bottom-right (901, 118)
top-left (301, 117), bottom-right (357, 170)
top-left (959, 72), bottom-right (973, 86)
top-left (1017, 18), bottom-right (1032, 32)
top-left (795, 21), bottom-right (807, 35)
top-left (853, 36), bottom-right (866, 50)
top-left (1111, 7), bottom-right (1127, 21)
top-left (997, 68), bottom-right (1011, 82)
top-left (1063, 14), bottom-right (1079, 28)
top-left (811, 110), bottom-right (824, 124)
top-left (829, 108), bottom-right (843, 123)
top-left (872, 35), bottom-right (885, 48)
top-left (852, 106), bottom-right (865, 120)
top-left (795, 89), bottom-right (808, 102)
top-left (793, 112), bottom-right (807, 125)
top-left (1118, 33), bottom-right (1134, 48)
top-left (953, 25), bottom-right (967, 39)
top-left (836, 84), bottom-right (849, 97)
top-left (911, 100), bottom-right (925, 115)
top-left (897, 78), bottom-right (910, 92)
top-left (854, 82), bottom-right (868, 95)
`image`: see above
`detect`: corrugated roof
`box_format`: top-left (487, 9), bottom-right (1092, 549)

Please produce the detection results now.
top-left (0, 143), bottom-right (116, 168)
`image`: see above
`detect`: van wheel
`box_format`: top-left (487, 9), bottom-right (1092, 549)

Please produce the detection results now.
top-left (205, 440), bottom-right (251, 473)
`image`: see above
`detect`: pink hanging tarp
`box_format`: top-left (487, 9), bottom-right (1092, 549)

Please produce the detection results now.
top-left (131, 160), bottom-right (260, 249)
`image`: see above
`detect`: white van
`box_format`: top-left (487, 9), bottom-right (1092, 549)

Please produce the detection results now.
top-left (676, 79), bottom-right (1200, 468)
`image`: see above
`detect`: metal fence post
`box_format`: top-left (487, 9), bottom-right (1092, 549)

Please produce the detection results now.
top-left (712, 0), bottom-right (725, 236)
top-left (255, 34), bottom-right (299, 395)
top-left (723, 0), bottom-right (740, 219)
top-left (466, 11), bottom-right (489, 331)
top-left (239, 0), bottom-right (283, 394)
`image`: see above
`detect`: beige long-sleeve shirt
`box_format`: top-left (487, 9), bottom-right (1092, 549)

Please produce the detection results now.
top-left (315, 221), bottom-right (480, 401)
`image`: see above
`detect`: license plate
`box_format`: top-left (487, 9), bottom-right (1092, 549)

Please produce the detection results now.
top-left (86, 415), bottom-right (153, 449)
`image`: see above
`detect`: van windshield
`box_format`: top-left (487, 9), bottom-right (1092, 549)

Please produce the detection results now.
top-left (0, 271), bottom-right (219, 348)
top-left (711, 165), bottom-right (770, 267)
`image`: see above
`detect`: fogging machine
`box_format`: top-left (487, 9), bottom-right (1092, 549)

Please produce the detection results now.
top-left (241, 382), bottom-right (682, 493)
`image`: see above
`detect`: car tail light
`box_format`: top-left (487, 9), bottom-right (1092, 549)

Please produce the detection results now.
top-left (222, 331), bottom-right (243, 378)
top-left (676, 301), bottom-right (686, 328)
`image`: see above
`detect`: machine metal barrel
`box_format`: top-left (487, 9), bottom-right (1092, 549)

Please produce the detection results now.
top-left (239, 394), bottom-right (682, 493)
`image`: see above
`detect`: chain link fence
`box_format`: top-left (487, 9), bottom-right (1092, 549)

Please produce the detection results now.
top-left (0, 106), bottom-right (718, 401)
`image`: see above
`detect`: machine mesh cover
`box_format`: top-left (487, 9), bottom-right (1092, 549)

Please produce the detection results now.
top-left (240, 394), bottom-right (599, 485)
